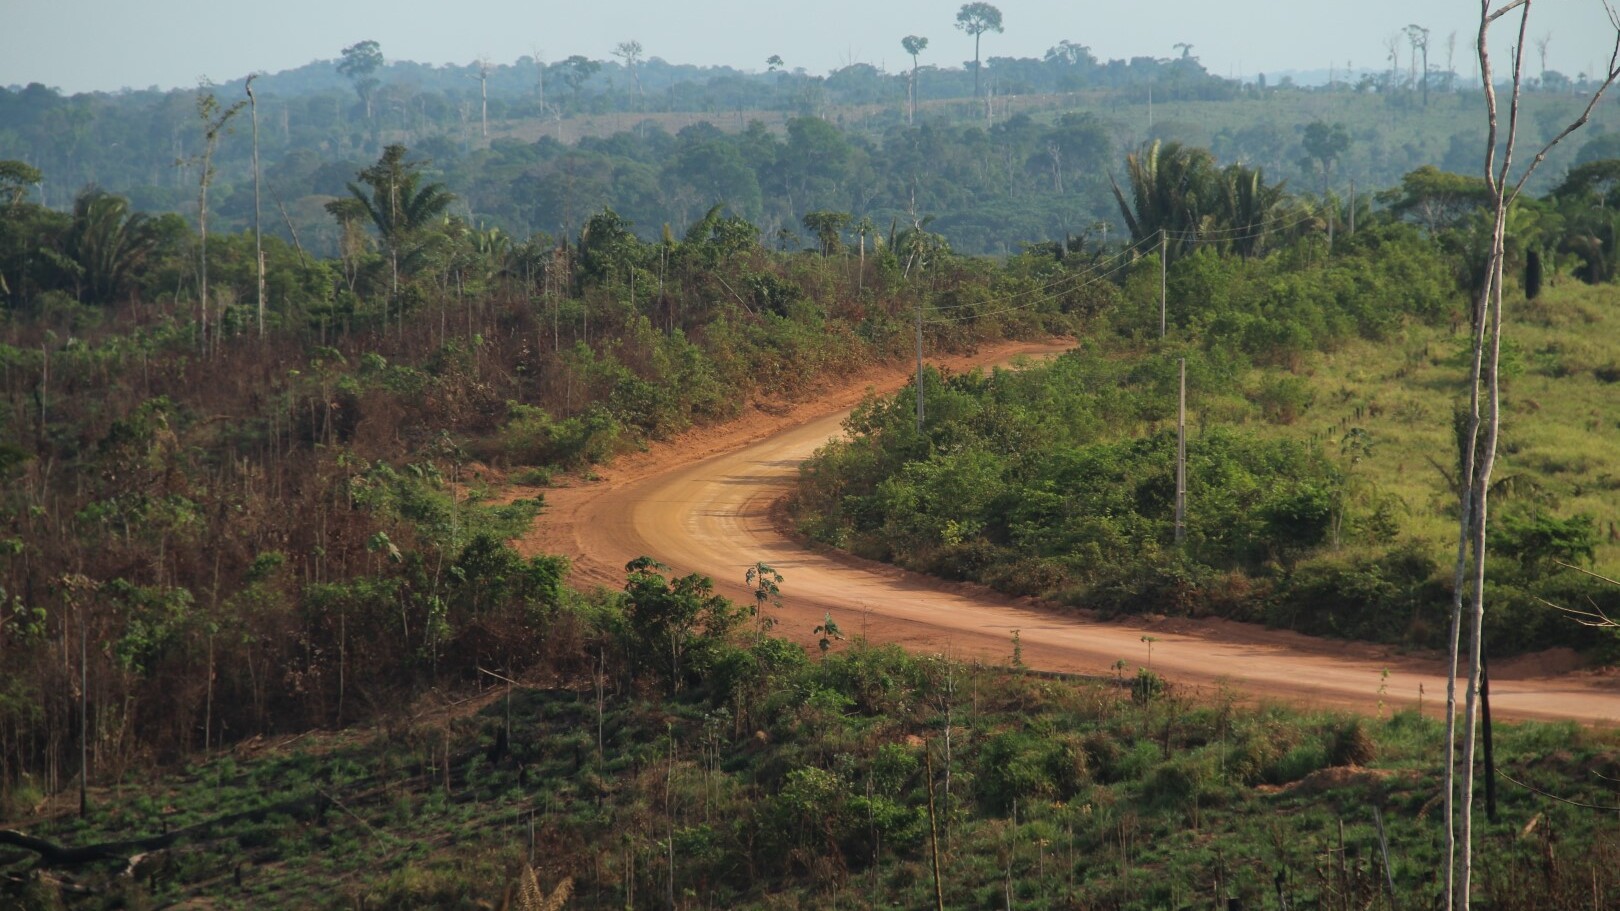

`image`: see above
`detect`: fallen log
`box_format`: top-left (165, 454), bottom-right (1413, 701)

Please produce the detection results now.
top-left (0, 828), bottom-right (174, 866)
top-left (0, 791), bottom-right (331, 869)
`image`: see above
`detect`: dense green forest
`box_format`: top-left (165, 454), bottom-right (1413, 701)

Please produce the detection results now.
top-left (7, 32), bottom-right (1620, 256)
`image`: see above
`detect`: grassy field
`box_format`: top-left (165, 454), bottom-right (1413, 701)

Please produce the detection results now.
top-left (1220, 279), bottom-right (1620, 576)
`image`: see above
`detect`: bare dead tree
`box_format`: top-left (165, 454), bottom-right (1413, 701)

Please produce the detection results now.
top-left (1407, 25), bottom-right (1432, 104)
top-left (474, 58), bottom-right (491, 139)
top-left (613, 40), bottom-right (644, 99)
top-left (1446, 4), bottom-right (1620, 909)
top-left (1384, 32), bottom-right (1404, 92)
top-left (188, 86), bottom-right (245, 356)
top-left (246, 74), bottom-right (265, 338)
top-left (532, 46), bottom-right (546, 112)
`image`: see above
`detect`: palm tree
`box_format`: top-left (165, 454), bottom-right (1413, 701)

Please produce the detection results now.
top-left (344, 144), bottom-right (455, 299)
top-left (1110, 141), bottom-right (1220, 260)
top-left (63, 189), bottom-right (156, 305)
top-left (895, 217), bottom-right (948, 278)
top-left (1217, 163), bottom-right (1287, 259)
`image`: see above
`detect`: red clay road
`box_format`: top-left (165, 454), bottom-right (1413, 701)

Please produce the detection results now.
top-left (513, 341), bottom-right (1620, 724)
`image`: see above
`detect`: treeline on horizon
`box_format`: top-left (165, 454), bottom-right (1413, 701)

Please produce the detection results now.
top-left (7, 18), bottom-right (1620, 258)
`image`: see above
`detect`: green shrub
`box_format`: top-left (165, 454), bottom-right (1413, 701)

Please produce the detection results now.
top-left (501, 402), bottom-right (622, 468)
top-left (1131, 668), bottom-right (1167, 704)
top-left (978, 731), bottom-right (1061, 811)
top-left (1265, 741), bottom-right (1329, 785)
top-left (1324, 718), bottom-right (1377, 766)
top-left (510, 466), bottom-right (552, 486)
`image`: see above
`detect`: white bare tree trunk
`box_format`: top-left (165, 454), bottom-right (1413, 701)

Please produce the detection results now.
top-left (247, 75), bottom-right (265, 338)
top-left (1447, 4), bottom-right (1620, 908)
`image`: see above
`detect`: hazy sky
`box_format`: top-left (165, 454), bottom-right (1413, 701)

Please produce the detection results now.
top-left (5, 0), bottom-right (1620, 94)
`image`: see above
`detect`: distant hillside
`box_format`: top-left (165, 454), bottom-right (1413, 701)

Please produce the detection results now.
top-left (3, 45), bottom-right (1618, 257)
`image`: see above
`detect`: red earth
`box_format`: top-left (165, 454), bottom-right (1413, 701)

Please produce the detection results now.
top-left (507, 340), bottom-right (1620, 724)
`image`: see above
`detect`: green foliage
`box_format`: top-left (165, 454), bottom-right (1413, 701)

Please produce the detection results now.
top-left (797, 351), bottom-right (1349, 618)
top-left (16, 649), bottom-right (1619, 910)
top-left (1301, 121), bottom-right (1351, 191)
top-left (1494, 510), bottom-right (1598, 575)
top-left (1112, 141), bottom-right (1291, 260)
top-left (103, 579), bottom-right (195, 674)
top-left (0, 160), bottom-right (41, 206)
top-left (620, 557), bottom-right (744, 693)
top-left (1377, 165), bottom-right (1493, 232)
top-left (501, 401), bottom-right (622, 468)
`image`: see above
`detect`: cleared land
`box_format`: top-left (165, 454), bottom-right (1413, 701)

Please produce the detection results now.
top-left (512, 340), bottom-right (1620, 723)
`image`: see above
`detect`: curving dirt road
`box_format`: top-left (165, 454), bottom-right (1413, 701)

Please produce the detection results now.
top-left (513, 341), bottom-right (1620, 724)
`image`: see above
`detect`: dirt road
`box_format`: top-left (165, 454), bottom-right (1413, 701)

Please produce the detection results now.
top-left (514, 341), bottom-right (1620, 724)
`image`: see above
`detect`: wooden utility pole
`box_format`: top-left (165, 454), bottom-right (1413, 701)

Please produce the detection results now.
top-left (1175, 357), bottom-right (1187, 545)
top-left (926, 746), bottom-right (945, 911)
top-left (916, 302), bottom-right (925, 433)
top-left (79, 597), bottom-right (88, 818)
top-left (1159, 230), bottom-right (1168, 337)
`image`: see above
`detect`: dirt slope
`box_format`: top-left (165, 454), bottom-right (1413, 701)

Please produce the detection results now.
top-left (511, 341), bottom-right (1620, 724)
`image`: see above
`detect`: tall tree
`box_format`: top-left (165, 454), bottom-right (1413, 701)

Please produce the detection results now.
top-left (559, 55), bottom-right (601, 107)
top-left (902, 35), bottom-right (929, 124)
top-left (801, 210), bottom-right (850, 257)
top-left (1109, 140), bottom-right (1217, 257)
top-left (1447, 30), bottom-right (1460, 92)
top-left (1216, 162), bottom-right (1287, 259)
top-left (245, 74), bottom-right (265, 337)
top-left (473, 58), bottom-right (491, 139)
top-left (955, 3), bottom-right (1004, 99)
top-left (340, 144), bottom-right (455, 304)
top-left (0, 160), bottom-right (40, 207)
top-left (1383, 32), bottom-right (1403, 92)
top-left (1406, 24), bottom-right (1432, 106)
top-left (1444, 4), bottom-right (1620, 909)
top-left (189, 88), bottom-right (245, 354)
top-left (0, 160), bottom-right (46, 302)
top-left (613, 40), bottom-right (645, 99)
top-left (1301, 120), bottom-right (1350, 198)
top-left (337, 40), bottom-right (384, 121)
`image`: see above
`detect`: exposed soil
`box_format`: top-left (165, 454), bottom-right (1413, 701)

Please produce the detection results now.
top-left (506, 341), bottom-right (1620, 725)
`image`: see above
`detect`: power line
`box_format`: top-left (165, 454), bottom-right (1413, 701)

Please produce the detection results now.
top-left (925, 250), bottom-right (1144, 324)
top-left (923, 207), bottom-right (1321, 317)
top-left (913, 206), bottom-right (1329, 328)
